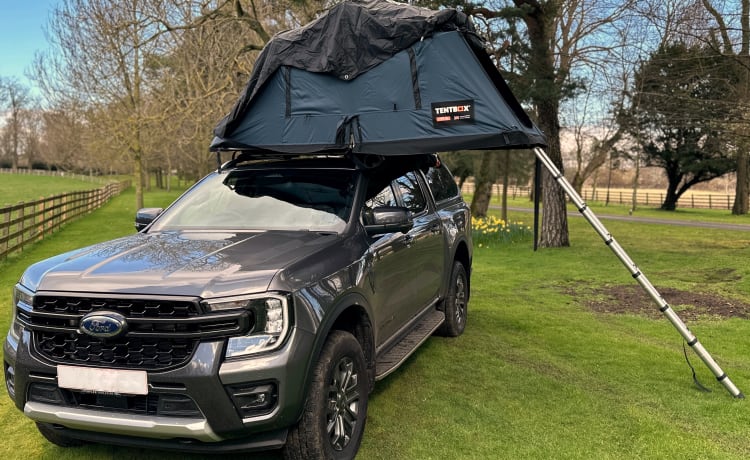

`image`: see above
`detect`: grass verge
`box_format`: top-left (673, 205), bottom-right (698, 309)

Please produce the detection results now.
top-left (0, 174), bottom-right (110, 207)
top-left (1, 188), bottom-right (749, 459)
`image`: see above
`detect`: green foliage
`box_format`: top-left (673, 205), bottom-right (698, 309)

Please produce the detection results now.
top-left (623, 43), bottom-right (738, 210)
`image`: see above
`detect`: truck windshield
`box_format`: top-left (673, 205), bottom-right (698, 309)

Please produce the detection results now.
top-left (150, 168), bottom-right (356, 233)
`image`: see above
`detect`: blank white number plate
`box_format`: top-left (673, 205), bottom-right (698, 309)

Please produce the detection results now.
top-left (57, 365), bottom-right (148, 395)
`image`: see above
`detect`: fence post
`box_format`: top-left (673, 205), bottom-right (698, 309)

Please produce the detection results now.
top-left (709, 195), bottom-right (712, 209)
top-left (18, 203), bottom-right (25, 250)
top-left (1, 207), bottom-right (8, 256)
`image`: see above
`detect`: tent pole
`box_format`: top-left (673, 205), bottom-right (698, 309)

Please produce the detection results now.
top-left (533, 147), bottom-right (743, 398)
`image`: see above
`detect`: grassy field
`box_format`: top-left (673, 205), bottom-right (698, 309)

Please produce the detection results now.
top-left (491, 193), bottom-right (750, 226)
top-left (1, 186), bottom-right (750, 459)
top-left (0, 174), bottom-right (109, 207)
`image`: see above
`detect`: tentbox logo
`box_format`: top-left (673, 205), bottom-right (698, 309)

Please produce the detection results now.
top-left (431, 100), bottom-right (475, 127)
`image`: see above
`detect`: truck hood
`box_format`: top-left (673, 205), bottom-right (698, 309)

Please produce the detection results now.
top-left (20, 231), bottom-right (340, 298)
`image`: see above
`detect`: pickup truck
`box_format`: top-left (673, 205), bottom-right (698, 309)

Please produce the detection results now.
top-left (4, 153), bottom-right (472, 459)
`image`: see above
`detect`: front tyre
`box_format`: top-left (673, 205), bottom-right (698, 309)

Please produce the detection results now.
top-left (283, 331), bottom-right (368, 460)
top-left (437, 260), bottom-right (469, 337)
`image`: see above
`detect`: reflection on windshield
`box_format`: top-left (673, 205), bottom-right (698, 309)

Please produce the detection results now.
top-left (151, 169), bottom-right (355, 232)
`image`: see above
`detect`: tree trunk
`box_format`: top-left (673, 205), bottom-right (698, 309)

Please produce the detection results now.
top-left (523, 3), bottom-right (569, 248)
top-left (537, 101), bottom-right (569, 247)
top-left (501, 151), bottom-right (510, 222)
top-left (631, 152), bottom-right (640, 213)
top-left (661, 182), bottom-right (679, 211)
top-left (571, 171), bottom-right (584, 194)
top-left (471, 178), bottom-right (493, 217)
top-left (733, 150), bottom-right (749, 215)
top-left (470, 152), bottom-right (496, 217)
top-left (134, 154), bottom-right (144, 210)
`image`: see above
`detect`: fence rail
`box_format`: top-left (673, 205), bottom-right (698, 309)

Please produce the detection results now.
top-left (0, 181), bottom-right (131, 261)
top-left (461, 183), bottom-right (736, 210)
top-left (0, 168), bottom-right (111, 184)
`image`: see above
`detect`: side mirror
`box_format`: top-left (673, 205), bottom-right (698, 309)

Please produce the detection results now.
top-left (135, 208), bottom-right (163, 231)
top-left (365, 206), bottom-right (413, 236)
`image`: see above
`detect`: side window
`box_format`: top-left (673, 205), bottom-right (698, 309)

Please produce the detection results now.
top-left (366, 184), bottom-right (397, 208)
top-left (394, 172), bottom-right (426, 213)
top-left (363, 183), bottom-right (398, 225)
top-left (426, 163), bottom-right (460, 203)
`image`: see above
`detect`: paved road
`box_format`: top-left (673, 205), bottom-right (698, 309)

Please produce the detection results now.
top-left (497, 206), bottom-right (750, 232)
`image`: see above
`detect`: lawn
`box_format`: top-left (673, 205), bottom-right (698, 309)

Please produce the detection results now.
top-left (1, 186), bottom-right (750, 459)
top-left (489, 193), bottom-right (750, 227)
top-left (0, 174), bottom-right (108, 207)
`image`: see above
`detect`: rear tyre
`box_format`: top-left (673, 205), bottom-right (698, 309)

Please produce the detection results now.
top-left (437, 261), bottom-right (469, 337)
top-left (283, 331), bottom-right (369, 460)
top-left (36, 422), bottom-right (85, 448)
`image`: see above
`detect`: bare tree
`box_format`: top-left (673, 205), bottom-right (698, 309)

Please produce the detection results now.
top-left (700, 0), bottom-right (750, 214)
top-left (0, 77), bottom-right (31, 171)
top-left (34, 0), bottom-right (176, 208)
top-left (39, 106), bottom-right (87, 172)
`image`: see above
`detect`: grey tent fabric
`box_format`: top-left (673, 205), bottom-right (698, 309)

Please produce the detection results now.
top-left (210, 0), bottom-right (546, 154)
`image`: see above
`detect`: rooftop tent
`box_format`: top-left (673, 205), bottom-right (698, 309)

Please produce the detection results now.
top-left (210, 0), bottom-right (546, 154)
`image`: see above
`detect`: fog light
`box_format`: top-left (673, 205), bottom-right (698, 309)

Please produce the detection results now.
top-left (227, 382), bottom-right (278, 418)
top-left (28, 383), bottom-right (65, 405)
top-left (157, 394), bottom-right (202, 418)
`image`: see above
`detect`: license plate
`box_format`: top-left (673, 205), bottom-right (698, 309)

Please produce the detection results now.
top-left (57, 365), bottom-right (148, 395)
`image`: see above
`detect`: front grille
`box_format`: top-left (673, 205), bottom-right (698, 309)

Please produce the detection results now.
top-left (34, 296), bottom-right (199, 318)
top-left (34, 331), bottom-right (194, 369)
top-left (19, 294), bottom-right (251, 370)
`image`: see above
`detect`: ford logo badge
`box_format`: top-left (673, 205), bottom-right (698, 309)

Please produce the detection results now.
top-left (80, 311), bottom-right (127, 338)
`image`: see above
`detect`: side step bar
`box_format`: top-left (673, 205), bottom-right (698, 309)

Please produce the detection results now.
top-left (534, 147), bottom-right (743, 398)
top-left (375, 309), bottom-right (444, 381)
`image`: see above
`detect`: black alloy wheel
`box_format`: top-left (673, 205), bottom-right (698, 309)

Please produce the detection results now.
top-left (283, 330), bottom-right (368, 460)
top-left (437, 260), bottom-right (469, 337)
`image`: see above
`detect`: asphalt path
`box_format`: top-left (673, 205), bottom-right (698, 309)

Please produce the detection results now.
top-left (498, 206), bottom-right (750, 232)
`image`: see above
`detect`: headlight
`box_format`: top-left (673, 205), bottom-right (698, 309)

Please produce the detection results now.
top-left (9, 285), bottom-right (33, 342)
top-left (202, 294), bottom-right (291, 358)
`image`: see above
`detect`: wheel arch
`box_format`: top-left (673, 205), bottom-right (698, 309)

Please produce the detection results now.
top-left (301, 294), bottom-right (376, 401)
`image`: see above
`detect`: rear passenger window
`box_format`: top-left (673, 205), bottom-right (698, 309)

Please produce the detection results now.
top-left (426, 164), bottom-right (459, 202)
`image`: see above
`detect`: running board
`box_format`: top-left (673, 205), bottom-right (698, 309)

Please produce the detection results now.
top-left (375, 309), bottom-right (445, 381)
top-left (533, 147), bottom-right (743, 398)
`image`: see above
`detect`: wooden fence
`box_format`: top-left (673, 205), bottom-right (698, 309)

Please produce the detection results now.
top-left (0, 181), bottom-right (131, 261)
top-left (462, 183), bottom-right (737, 210)
top-left (0, 168), bottom-right (111, 184)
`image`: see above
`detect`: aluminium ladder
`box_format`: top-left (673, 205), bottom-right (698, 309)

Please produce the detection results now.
top-left (533, 147), bottom-right (743, 398)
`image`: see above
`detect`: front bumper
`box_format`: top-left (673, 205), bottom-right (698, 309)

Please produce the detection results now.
top-left (4, 326), bottom-right (315, 451)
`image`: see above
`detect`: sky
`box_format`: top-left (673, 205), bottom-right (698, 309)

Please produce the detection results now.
top-left (0, 0), bottom-right (59, 91)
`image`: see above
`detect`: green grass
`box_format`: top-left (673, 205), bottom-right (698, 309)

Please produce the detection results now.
top-left (0, 174), bottom-right (110, 207)
top-left (2, 187), bottom-right (750, 459)
top-left (484, 193), bottom-right (750, 226)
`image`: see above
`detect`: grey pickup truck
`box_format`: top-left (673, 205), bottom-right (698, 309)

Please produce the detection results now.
top-left (5, 154), bottom-right (472, 459)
